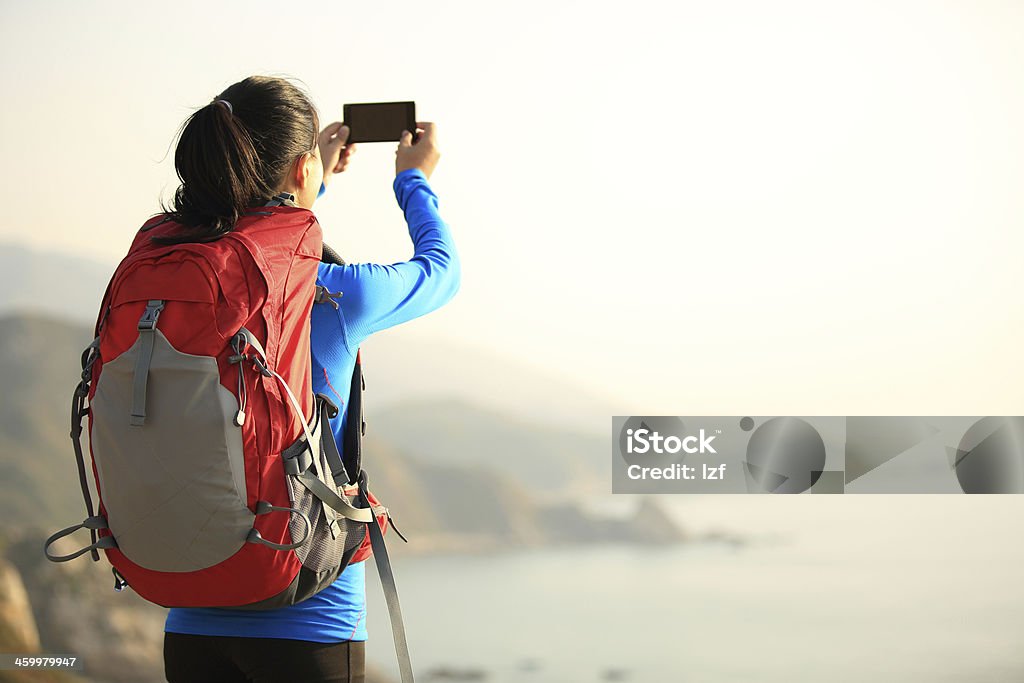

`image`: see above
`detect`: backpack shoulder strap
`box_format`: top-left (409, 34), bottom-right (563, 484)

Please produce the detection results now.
top-left (342, 349), bottom-right (364, 484)
top-left (322, 242), bottom-right (346, 265)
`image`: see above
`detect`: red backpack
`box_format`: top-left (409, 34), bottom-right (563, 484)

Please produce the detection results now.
top-left (45, 196), bottom-right (416, 682)
top-left (44, 200), bottom-right (396, 605)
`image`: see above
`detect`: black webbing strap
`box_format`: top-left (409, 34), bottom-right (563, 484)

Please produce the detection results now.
top-left (315, 394), bottom-right (350, 486)
top-left (265, 192), bottom-right (298, 207)
top-left (358, 469), bottom-right (414, 683)
top-left (71, 338), bottom-right (101, 561)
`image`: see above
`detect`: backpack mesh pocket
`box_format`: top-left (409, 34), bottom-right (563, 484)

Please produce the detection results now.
top-left (284, 404), bottom-right (365, 573)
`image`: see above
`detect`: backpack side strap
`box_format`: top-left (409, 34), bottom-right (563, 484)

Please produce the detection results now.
top-left (43, 516), bottom-right (116, 562)
top-left (69, 338), bottom-right (101, 561)
top-left (290, 469), bottom-right (374, 524)
top-left (358, 469), bottom-right (414, 683)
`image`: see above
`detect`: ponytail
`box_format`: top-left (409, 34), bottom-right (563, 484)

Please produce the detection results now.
top-left (156, 76), bottom-right (319, 244)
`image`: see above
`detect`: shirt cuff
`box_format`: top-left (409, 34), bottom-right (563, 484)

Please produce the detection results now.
top-left (395, 168), bottom-right (427, 184)
top-left (393, 168), bottom-right (428, 203)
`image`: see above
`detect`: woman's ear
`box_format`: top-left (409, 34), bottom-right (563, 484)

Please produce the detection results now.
top-left (290, 149), bottom-right (324, 208)
top-left (276, 151), bottom-right (320, 205)
top-left (293, 151), bottom-right (312, 184)
top-left (287, 151), bottom-right (317, 189)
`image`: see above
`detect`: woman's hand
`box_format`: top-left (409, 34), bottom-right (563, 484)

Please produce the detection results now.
top-left (319, 122), bottom-right (357, 187)
top-left (396, 122), bottom-right (440, 179)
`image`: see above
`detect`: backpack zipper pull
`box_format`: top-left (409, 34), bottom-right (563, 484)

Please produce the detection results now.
top-left (229, 332), bottom-right (249, 426)
top-left (386, 511), bottom-right (409, 543)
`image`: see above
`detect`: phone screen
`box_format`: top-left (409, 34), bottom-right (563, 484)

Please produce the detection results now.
top-left (342, 101), bottom-right (416, 144)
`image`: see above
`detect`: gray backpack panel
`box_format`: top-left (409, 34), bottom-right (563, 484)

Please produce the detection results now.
top-left (90, 328), bottom-right (252, 572)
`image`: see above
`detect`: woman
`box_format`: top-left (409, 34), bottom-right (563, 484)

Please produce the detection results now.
top-left (159, 76), bottom-right (460, 683)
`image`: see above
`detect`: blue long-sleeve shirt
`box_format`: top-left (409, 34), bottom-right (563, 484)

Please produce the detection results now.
top-left (164, 167), bottom-right (460, 642)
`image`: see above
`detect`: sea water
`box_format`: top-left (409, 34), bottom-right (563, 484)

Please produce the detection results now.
top-left (367, 496), bottom-right (1024, 682)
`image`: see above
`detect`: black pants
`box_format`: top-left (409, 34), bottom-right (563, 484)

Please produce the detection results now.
top-left (164, 632), bottom-right (365, 683)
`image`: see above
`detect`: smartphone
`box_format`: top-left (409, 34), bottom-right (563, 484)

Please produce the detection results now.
top-left (342, 101), bottom-right (416, 144)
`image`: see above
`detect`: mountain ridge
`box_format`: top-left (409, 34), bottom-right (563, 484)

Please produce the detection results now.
top-left (0, 241), bottom-right (616, 435)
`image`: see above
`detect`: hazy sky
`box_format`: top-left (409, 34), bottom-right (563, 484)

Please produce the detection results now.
top-left (2, 0), bottom-right (1022, 414)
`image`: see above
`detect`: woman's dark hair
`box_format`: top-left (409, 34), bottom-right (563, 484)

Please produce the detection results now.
top-left (155, 75), bottom-right (320, 243)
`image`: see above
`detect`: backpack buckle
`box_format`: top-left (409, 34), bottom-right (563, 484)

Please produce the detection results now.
top-left (137, 300), bottom-right (165, 331)
top-left (316, 393), bottom-right (339, 419)
top-left (314, 286), bottom-right (343, 310)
